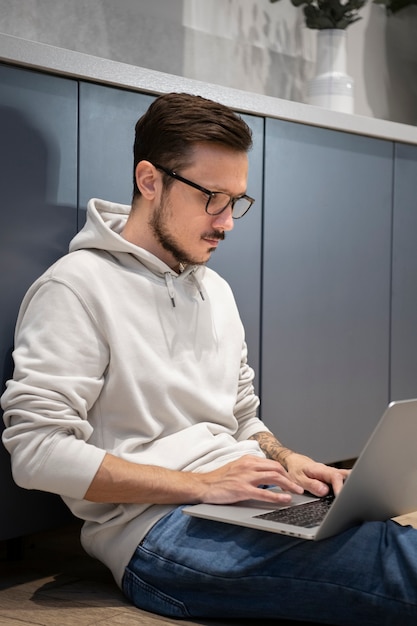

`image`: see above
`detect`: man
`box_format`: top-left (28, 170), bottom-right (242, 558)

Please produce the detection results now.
top-left (2, 93), bottom-right (417, 624)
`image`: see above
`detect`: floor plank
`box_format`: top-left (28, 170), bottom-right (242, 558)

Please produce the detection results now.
top-left (393, 510), bottom-right (417, 528)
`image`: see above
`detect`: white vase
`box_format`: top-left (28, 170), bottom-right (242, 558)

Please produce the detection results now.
top-left (306, 29), bottom-right (354, 114)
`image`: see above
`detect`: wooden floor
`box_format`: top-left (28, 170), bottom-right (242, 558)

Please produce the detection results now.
top-left (1, 512), bottom-right (417, 626)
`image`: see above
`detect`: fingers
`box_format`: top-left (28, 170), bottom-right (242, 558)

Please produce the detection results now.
top-left (200, 455), bottom-right (351, 506)
top-left (303, 468), bottom-right (349, 497)
top-left (285, 455), bottom-right (351, 498)
top-left (245, 486), bottom-right (293, 505)
top-left (236, 455), bottom-right (304, 494)
top-left (330, 469), bottom-right (350, 496)
top-left (199, 455), bottom-right (304, 505)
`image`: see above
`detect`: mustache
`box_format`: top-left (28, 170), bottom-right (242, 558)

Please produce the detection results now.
top-left (202, 231), bottom-right (225, 241)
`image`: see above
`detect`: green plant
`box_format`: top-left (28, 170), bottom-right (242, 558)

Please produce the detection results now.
top-left (269, 0), bottom-right (366, 28)
top-left (373, 0), bottom-right (417, 13)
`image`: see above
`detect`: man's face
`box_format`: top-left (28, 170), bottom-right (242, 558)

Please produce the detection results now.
top-left (150, 143), bottom-right (249, 268)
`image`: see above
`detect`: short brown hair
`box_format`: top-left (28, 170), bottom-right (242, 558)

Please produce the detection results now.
top-left (132, 92), bottom-right (252, 199)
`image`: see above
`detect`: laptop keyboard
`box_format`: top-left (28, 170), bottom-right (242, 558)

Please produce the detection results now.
top-left (253, 494), bottom-right (335, 528)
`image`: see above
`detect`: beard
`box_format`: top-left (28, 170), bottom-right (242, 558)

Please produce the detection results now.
top-left (149, 193), bottom-right (225, 266)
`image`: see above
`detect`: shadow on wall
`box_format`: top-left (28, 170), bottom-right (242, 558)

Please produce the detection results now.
top-left (182, 0), bottom-right (314, 103)
top-left (236, 3), bottom-right (314, 102)
top-left (0, 106), bottom-right (75, 540)
top-left (364, 5), bottom-right (417, 125)
top-left (0, 107), bottom-right (74, 389)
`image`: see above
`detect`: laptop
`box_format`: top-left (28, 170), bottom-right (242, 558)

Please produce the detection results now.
top-left (183, 399), bottom-right (417, 540)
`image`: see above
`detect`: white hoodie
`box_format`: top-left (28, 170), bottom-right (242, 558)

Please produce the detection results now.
top-left (1, 198), bottom-right (270, 586)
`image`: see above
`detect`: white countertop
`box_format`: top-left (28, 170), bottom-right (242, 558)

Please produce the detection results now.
top-left (1, 32), bottom-right (417, 146)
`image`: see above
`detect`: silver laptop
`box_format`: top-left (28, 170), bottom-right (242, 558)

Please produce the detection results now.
top-left (183, 399), bottom-right (417, 540)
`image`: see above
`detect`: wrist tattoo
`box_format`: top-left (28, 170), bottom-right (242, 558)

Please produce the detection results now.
top-left (249, 432), bottom-right (294, 470)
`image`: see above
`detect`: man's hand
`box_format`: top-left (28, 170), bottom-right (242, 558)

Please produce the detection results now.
top-left (249, 431), bottom-right (349, 497)
top-left (284, 453), bottom-right (349, 497)
top-left (196, 455), bottom-right (304, 505)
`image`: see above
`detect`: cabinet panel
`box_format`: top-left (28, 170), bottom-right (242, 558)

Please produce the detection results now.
top-left (391, 143), bottom-right (417, 401)
top-left (262, 119), bottom-right (392, 462)
top-left (78, 82), bottom-right (154, 214)
top-left (0, 63), bottom-right (78, 539)
top-left (207, 114), bottom-right (263, 386)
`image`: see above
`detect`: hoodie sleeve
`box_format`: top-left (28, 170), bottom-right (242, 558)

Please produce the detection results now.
top-left (233, 341), bottom-right (272, 442)
top-left (1, 277), bottom-right (108, 499)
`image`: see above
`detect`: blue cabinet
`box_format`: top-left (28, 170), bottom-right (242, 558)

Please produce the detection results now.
top-left (78, 82), bottom-right (154, 214)
top-left (207, 113), bottom-right (264, 384)
top-left (391, 143), bottom-right (417, 401)
top-left (262, 118), bottom-right (393, 462)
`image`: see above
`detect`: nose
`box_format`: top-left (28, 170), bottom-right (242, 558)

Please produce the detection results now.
top-left (211, 205), bottom-right (234, 232)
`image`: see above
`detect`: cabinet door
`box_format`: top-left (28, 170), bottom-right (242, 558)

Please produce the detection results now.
top-left (262, 118), bottom-right (392, 462)
top-left (78, 82), bottom-right (154, 216)
top-left (391, 143), bottom-right (417, 401)
top-left (0, 63), bottom-right (78, 539)
top-left (208, 114), bottom-right (263, 387)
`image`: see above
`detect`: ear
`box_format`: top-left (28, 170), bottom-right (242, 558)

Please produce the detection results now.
top-left (134, 161), bottom-right (159, 199)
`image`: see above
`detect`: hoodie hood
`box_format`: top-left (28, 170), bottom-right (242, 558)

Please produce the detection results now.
top-left (70, 198), bottom-right (205, 306)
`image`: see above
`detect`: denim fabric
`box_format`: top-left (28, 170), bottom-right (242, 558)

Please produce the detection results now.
top-left (122, 506), bottom-right (417, 624)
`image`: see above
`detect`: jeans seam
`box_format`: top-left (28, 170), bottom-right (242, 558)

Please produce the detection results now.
top-left (124, 565), bottom-right (191, 618)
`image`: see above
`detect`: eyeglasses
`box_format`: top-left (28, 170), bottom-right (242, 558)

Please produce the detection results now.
top-left (153, 163), bottom-right (255, 219)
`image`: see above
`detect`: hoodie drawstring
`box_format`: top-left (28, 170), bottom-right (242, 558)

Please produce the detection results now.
top-left (164, 270), bottom-right (206, 307)
top-left (191, 272), bottom-right (205, 302)
top-left (164, 272), bottom-right (176, 308)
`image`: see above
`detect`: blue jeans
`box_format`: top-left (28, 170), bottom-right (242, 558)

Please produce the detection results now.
top-left (122, 506), bottom-right (417, 624)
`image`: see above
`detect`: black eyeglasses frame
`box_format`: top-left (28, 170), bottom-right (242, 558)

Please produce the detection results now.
top-left (152, 163), bottom-right (254, 219)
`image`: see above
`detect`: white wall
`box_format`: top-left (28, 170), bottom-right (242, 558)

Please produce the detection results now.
top-left (0, 0), bottom-right (416, 125)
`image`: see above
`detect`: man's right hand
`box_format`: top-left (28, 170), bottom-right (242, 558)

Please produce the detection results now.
top-left (195, 454), bottom-right (304, 505)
